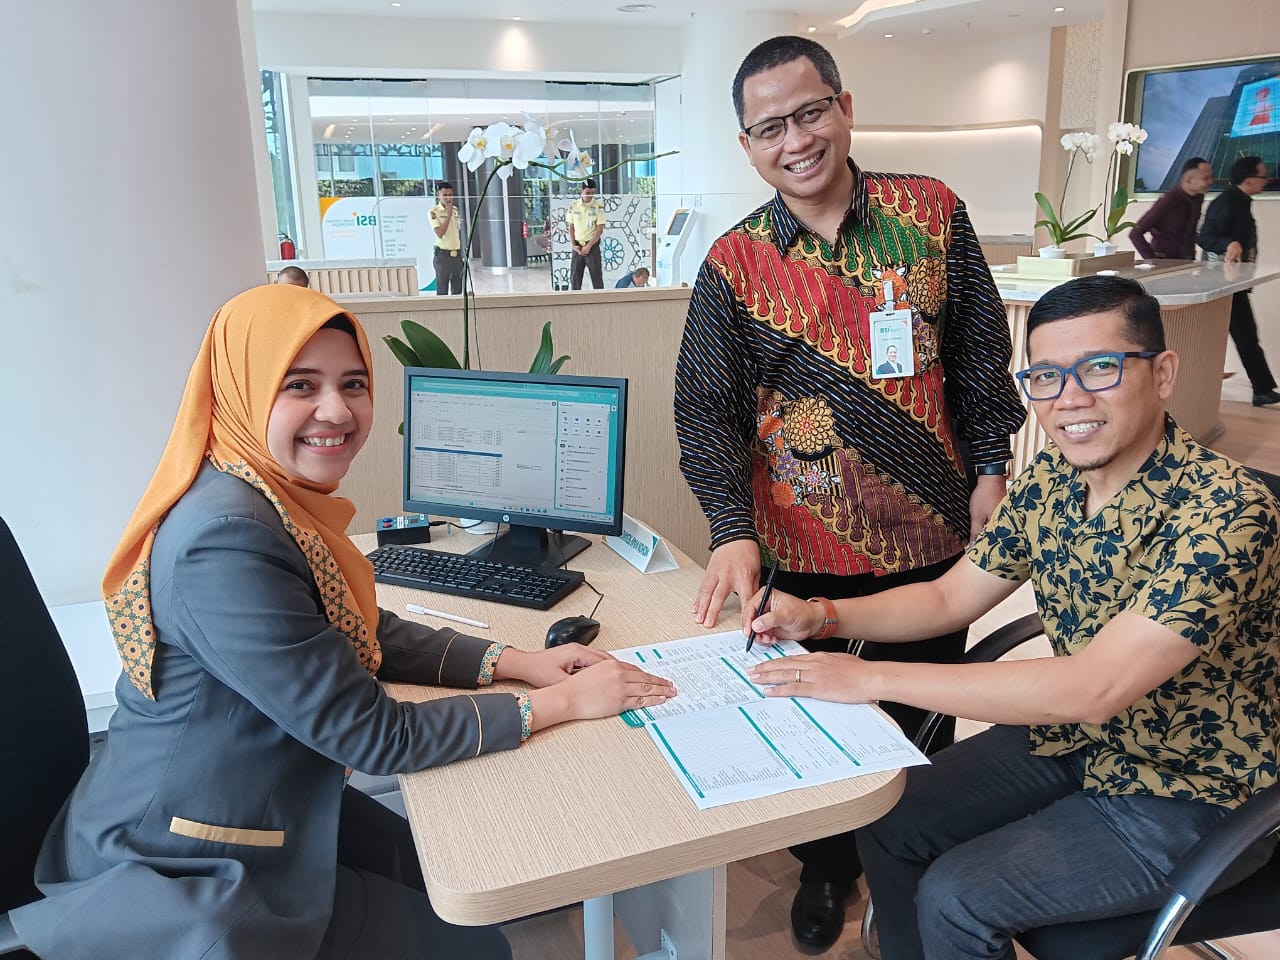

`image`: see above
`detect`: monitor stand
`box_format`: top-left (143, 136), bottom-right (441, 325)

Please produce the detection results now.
top-left (466, 524), bottom-right (590, 569)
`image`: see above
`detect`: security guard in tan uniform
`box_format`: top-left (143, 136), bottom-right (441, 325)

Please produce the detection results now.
top-left (430, 182), bottom-right (463, 295)
top-left (568, 179), bottom-right (606, 290)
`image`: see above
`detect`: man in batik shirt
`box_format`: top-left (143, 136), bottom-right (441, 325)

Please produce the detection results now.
top-left (674, 34), bottom-right (1024, 949)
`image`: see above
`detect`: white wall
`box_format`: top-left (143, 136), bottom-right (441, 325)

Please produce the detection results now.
top-left (833, 29), bottom-right (1052, 237)
top-left (4, 2), bottom-right (266, 609)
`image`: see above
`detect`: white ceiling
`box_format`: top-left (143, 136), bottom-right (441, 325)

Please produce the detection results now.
top-left (273, 0), bottom-right (1111, 147)
top-left (253, 0), bottom-right (1109, 39)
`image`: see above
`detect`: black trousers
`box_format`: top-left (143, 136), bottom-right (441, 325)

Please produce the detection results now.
top-left (317, 786), bottom-right (512, 959)
top-left (570, 245), bottom-right (603, 289)
top-left (775, 555), bottom-right (968, 889)
top-left (1229, 291), bottom-right (1277, 394)
top-left (434, 248), bottom-right (464, 296)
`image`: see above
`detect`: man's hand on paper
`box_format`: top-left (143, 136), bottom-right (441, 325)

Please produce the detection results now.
top-left (693, 539), bottom-right (760, 627)
top-left (528, 660), bottom-right (676, 730)
top-left (741, 586), bottom-right (824, 643)
top-left (748, 652), bottom-right (870, 703)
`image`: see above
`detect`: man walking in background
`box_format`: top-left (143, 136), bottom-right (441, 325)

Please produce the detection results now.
top-left (1129, 157), bottom-right (1211, 260)
top-left (430, 182), bottom-right (463, 296)
top-left (568, 179), bottom-right (605, 290)
top-left (674, 34), bottom-right (1025, 951)
top-left (1198, 155), bottom-right (1280, 406)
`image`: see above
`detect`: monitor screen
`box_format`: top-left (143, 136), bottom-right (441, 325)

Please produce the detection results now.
top-left (667, 210), bottom-right (690, 235)
top-left (1124, 55), bottom-right (1280, 194)
top-left (402, 368), bottom-right (627, 566)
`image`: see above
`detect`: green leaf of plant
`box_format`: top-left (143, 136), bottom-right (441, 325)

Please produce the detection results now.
top-left (383, 335), bottom-right (422, 368)
top-left (1033, 193), bottom-right (1062, 229)
top-left (400, 320), bottom-right (461, 369)
top-left (546, 355), bottom-right (571, 375)
top-left (529, 321), bottom-right (555, 374)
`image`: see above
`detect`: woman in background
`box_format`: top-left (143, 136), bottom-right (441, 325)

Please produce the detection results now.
top-left (9, 285), bottom-right (674, 959)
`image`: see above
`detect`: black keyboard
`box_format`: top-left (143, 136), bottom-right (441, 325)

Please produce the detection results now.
top-left (366, 545), bottom-right (584, 611)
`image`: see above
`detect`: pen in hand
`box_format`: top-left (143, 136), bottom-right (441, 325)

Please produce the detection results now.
top-left (745, 560), bottom-right (779, 654)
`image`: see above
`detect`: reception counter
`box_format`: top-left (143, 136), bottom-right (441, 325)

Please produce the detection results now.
top-left (995, 259), bottom-right (1280, 472)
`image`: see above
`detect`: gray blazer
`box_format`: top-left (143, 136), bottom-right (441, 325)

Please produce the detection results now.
top-left (13, 465), bottom-right (521, 959)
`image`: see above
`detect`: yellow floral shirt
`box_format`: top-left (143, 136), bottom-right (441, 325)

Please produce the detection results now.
top-left (968, 419), bottom-right (1280, 807)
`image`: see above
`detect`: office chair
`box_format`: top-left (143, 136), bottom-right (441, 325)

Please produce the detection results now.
top-left (862, 561), bottom-right (1280, 959)
top-left (0, 517), bottom-right (91, 958)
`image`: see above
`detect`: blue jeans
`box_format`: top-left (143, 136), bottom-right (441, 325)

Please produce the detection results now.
top-left (857, 724), bottom-right (1273, 960)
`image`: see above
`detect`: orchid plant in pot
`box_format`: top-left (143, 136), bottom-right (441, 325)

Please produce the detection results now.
top-left (1035, 131), bottom-right (1102, 257)
top-left (1091, 122), bottom-right (1149, 256)
top-left (1034, 122), bottom-right (1148, 258)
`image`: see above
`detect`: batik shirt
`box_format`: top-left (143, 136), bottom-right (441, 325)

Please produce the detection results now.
top-left (675, 161), bottom-right (1025, 576)
top-left (968, 419), bottom-right (1280, 807)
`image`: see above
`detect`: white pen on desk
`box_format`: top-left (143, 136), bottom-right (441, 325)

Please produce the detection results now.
top-left (404, 603), bottom-right (490, 630)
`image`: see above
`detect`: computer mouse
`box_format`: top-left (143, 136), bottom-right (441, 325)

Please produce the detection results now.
top-left (545, 616), bottom-right (601, 648)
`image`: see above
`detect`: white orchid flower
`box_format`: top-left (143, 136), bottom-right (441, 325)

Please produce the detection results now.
top-left (558, 131), bottom-right (595, 178)
top-left (484, 122), bottom-right (516, 160)
top-left (521, 113), bottom-right (557, 162)
top-left (512, 129), bottom-right (545, 169)
top-left (1060, 133), bottom-right (1075, 151)
top-left (458, 127), bottom-right (489, 172)
top-left (1131, 126), bottom-right (1148, 144)
top-left (1115, 140), bottom-right (1134, 156)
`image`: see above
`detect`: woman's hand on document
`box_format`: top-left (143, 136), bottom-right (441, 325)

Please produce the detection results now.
top-left (527, 660), bottom-right (676, 731)
top-left (747, 652), bottom-right (870, 704)
top-left (741, 587), bottom-right (824, 644)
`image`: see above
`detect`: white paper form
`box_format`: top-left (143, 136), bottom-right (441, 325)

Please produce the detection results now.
top-left (612, 630), bottom-right (808, 724)
top-left (613, 632), bottom-right (929, 809)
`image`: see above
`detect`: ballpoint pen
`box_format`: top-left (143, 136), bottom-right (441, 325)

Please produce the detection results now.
top-left (745, 560), bottom-right (779, 654)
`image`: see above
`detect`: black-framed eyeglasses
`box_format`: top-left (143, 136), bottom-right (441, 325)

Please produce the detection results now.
top-left (1013, 351), bottom-right (1160, 401)
top-left (742, 96), bottom-right (839, 145)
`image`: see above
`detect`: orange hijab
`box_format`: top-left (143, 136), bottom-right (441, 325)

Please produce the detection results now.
top-left (102, 284), bottom-right (382, 699)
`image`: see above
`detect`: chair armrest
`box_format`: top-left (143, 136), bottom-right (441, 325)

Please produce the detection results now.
top-left (912, 612), bottom-right (1046, 752)
top-left (1165, 782), bottom-right (1280, 905)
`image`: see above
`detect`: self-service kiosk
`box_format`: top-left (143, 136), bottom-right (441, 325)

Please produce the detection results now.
top-left (655, 208), bottom-right (694, 287)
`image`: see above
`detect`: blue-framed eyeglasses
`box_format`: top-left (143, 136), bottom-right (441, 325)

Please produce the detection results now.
top-left (1014, 351), bottom-right (1160, 401)
top-left (742, 96), bottom-right (839, 144)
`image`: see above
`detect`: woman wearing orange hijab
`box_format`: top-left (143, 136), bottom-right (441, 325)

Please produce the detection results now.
top-left (9, 285), bottom-right (674, 960)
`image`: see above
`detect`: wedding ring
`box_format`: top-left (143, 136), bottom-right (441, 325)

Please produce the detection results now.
top-left (795, 668), bottom-right (802, 683)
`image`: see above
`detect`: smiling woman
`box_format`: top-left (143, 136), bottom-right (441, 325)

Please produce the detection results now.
top-left (6, 283), bottom-right (677, 960)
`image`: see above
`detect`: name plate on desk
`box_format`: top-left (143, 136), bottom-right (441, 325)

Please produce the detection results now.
top-left (604, 514), bottom-right (678, 574)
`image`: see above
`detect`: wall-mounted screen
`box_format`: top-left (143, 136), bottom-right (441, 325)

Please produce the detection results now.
top-left (1122, 54), bottom-right (1280, 195)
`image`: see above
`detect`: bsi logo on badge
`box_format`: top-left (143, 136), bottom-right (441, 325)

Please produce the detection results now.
top-left (353, 213), bottom-right (377, 227)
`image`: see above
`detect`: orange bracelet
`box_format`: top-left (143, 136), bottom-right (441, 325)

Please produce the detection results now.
top-left (809, 596), bottom-right (839, 640)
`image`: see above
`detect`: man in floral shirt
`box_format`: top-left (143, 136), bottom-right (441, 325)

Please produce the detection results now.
top-left (747, 275), bottom-right (1280, 960)
top-left (673, 34), bottom-right (1024, 948)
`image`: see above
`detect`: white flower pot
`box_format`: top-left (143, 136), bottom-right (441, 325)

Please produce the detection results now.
top-left (1038, 245), bottom-right (1066, 259)
top-left (1093, 241), bottom-right (1118, 257)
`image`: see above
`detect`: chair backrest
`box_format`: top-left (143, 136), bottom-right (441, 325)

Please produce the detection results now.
top-left (0, 517), bottom-right (90, 916)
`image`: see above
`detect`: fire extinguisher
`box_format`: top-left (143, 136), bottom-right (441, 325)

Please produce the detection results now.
top-left (278, 232), bottom-right (296, 260)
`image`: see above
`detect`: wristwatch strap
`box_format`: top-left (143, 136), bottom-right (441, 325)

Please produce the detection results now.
top-left (974, 461), bottom-right (1008, 476)
top-left (809, 596), bottom-right (839, 641)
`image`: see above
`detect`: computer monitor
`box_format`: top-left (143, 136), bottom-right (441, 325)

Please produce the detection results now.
top-left (402, 368), bottom-right (628, 567)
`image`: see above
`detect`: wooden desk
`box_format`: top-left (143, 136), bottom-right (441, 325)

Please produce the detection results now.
top-left (356, 527), bottom-right (905, 959)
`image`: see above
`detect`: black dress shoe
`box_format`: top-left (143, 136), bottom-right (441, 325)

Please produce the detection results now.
top-left (1253, 390), bottom-right (1280, 407)
top-left (790, 880), bottom-right (850, 952)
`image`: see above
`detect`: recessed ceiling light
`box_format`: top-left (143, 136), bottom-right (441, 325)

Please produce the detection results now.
top-left (883, 32), bottom-right (894, 38)
top-left (1054, 5), bottom-right (1065, 9)
top-left (513, 15), bottom-right (521, 20)
top-left (390, 1), bottom-right (400, 6)
top-left (617, 2), bottom-right (656, 11)
top-left (807, 25), bottom-right (817, 33)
